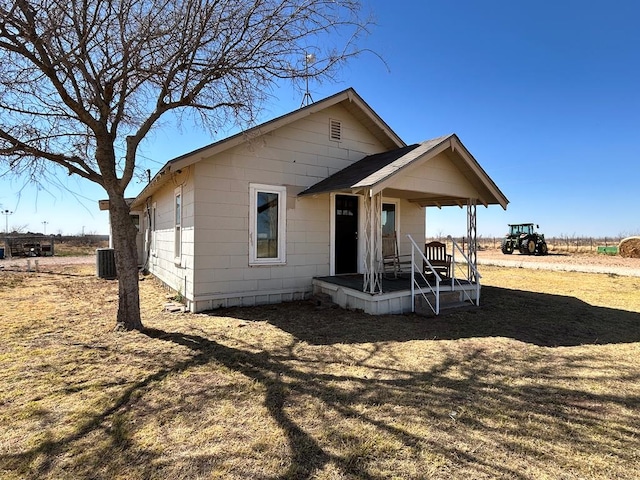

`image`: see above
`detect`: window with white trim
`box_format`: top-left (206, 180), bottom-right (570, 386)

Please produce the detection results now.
top-left (174, 187), bottom-right (182, 260)
top-left (249, 184), bottom-right (287, 265)
top-left (151, 202), bottom-right (157, 254)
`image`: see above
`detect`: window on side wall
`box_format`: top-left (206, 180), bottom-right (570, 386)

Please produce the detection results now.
top-left (151, 202), bottom-right (157, 255)
top-left (174, 187), bottom-right (182, 260)
top-left (249, 184), bottom-right (287, 265)
top-left (131, 214), bottom-right (140, 231)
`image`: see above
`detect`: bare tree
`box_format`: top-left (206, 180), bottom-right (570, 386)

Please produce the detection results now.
top-left (0, 0), bottom-right (372, 330)
top-left (10, 223), bottom-right (29, 234)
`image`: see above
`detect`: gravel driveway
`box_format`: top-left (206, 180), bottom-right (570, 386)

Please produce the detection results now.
top-left (477, 250), bottom-right (640, 277)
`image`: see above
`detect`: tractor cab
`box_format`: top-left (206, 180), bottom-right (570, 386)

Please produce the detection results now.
top-left (508, 223), bottom-right (537, 237)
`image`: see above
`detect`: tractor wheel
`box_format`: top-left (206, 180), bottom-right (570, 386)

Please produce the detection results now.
top-left (537, 241), bottom-right (548, 255)
top-left (501, 239), bottom-right (513, 254)
top-left (525, 238), bottom-right (536, 254)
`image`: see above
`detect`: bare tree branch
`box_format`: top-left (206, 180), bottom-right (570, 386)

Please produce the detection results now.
top-left (0, 0), bottom-right (375, 330)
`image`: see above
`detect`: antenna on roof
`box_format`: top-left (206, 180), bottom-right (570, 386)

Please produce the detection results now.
top-left (300, 53), bottom-right (315, 108)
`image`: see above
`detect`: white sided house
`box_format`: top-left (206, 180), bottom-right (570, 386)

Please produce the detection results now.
top-left (116, 88), bottom-right (508, 315)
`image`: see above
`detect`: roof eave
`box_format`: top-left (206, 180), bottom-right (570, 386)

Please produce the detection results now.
top-left (97, 197), bottom-right (138, 211)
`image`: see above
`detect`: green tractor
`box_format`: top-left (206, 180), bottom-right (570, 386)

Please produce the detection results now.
top-left (501, 223), bottom-right (548, 255)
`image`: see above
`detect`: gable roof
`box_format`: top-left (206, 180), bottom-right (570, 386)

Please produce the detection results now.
top-left (299, 133), bottom-right (509, 209)
top-left (130, 88), bottom-right (405, 209)
top-left (299, 135), bottom-right (448, 197)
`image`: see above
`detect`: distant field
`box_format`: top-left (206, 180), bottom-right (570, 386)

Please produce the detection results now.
top-left (1, 236), bottom-right (108, 258)
top-left (427, 235), bottom-right (636, 256)
top-left (54, 239), bottom-right (109, 256)
top-left (0, 262), bottom-right (638, 479)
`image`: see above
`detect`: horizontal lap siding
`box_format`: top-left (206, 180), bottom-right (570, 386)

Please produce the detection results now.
top-left (146, 174), bottom-right (195, 298)
top-left (393, 152), bottom-right (479, 198)
top-left (191, 104), bottom-right (386, 310)
top-left (397, 199), bottom-right (426, 254)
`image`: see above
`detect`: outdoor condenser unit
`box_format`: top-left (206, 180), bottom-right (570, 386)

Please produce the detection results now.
top-left (96, 248), bottom-right (117, 279)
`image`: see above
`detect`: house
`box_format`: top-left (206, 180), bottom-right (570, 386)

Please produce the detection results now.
top-left (108, 88), bottom-right (508, 315)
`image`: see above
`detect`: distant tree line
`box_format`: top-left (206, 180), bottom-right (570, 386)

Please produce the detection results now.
top-left (3, 231), bottom-right (108, 244)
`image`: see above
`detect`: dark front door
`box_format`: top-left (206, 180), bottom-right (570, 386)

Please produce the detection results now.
top-left (335, 195), bottom-right (358, 274)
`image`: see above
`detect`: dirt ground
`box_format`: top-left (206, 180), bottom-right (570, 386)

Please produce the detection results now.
top-left (1, 250), bottom-right (639, 479)
top-left (2, 249), bottom-right (640, 277)
top-left (0, 255), bottom-right (95, 268)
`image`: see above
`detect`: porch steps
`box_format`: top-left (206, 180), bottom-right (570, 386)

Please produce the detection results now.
top-left (439, 300), bottom-right (478, 314)
top-left (415, 293), bottom-right (477, 317)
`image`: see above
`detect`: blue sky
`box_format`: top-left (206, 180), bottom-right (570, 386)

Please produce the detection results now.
top-left (1, 0), bottom-right (639, 238)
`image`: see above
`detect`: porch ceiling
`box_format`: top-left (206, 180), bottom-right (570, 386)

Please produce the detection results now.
top-left (383, 188), bottom-right (472, 208)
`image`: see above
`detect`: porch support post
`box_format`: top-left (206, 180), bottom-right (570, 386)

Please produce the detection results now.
top-left (467, 198), bottom-right (478, 282)
top-left (363, 189), bottom-right (382, 293)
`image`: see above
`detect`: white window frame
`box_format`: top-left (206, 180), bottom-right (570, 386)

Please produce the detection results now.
top-left (131, 213), bottom-right (141, 231)
top-left (151, 202), bottom-right (157, 256)
top-left (174, 187), bottom-right (182, 262)
top-left (249, 183), bottom-right (287, 265)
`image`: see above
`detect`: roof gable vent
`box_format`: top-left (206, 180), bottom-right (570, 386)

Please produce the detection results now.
top-left (329, 119), bottom-right (342, 141)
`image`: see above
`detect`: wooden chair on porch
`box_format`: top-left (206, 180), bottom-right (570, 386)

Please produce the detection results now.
top-left (424, 241), bottom-right (452, 278)
top-left (382, 232), bottom-right (411, 278)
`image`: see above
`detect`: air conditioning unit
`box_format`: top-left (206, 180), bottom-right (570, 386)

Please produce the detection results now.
top-left (96, 248), bottom-right (117, 279)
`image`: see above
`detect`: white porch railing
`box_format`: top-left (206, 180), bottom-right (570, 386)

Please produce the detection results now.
top-left (408, 234), bottom-right (442, 315)
top-left (407, 234), bottom-right (482, 315)
top-left (447, 235), bottom-right (482, 307)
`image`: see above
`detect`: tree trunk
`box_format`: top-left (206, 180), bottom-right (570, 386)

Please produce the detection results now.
top-left (108, 194), bottom-right (143, 331)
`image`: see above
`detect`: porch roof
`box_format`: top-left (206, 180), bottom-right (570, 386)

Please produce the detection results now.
top-left (299, 133), bottom-right (509, 209)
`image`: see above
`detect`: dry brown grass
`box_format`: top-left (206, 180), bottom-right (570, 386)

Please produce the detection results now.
top-left (1, 264), bottom-right (639, 479)
top-left (54, 240), bottom-right (109, 256)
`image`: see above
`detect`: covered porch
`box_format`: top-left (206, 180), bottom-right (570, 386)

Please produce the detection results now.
top-left (312, 236), bottom-right (480, 315)
top-left (300, 134), bottom-right (508, 316)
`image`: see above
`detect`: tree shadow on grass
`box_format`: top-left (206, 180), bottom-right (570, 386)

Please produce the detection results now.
top-left (215, 286), bottom-right (640, 347)
top-left (137, 327), bottom-right (640, 478)
top-left (2, 326), bottom-right (381, 479)
top-left (141, 327), bottom-right (368, 479)
top-left (2, 319), bottom-right (638, 479)
top-left (3, 276), bottom-right (638, 478)
top-left (135, 328), bottom-right (559, 479)
top-left (0, 267), bottom-right (96, 278)
top-left (0, 364), bottom-right (165, 479)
